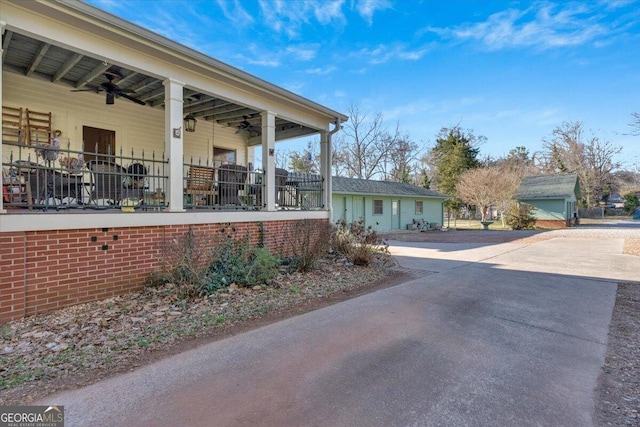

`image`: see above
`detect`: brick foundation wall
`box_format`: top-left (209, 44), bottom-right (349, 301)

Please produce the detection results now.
top-left (0, 219), bottom-right (326, 324)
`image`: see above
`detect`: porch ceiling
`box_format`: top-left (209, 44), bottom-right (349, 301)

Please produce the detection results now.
top-left (1, 30), bottom-right (317, 143)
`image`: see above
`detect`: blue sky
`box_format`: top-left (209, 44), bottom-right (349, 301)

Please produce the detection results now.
top-left (87, 0), bottom-right (640, 168)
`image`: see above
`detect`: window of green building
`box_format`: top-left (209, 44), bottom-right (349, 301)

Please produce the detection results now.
top-left (373, 199), bottom-right (383, 215)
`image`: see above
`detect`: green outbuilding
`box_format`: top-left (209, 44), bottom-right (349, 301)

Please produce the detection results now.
top-left (331, 177), bottom-right (449, 232)
top-left (514, 173), bottom-right (581, 228)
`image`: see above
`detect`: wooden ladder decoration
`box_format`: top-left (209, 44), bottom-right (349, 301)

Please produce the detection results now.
top-left (2, 106), bottom-right (24, 144)
top-left (26, 108), bottom-right (52, 145)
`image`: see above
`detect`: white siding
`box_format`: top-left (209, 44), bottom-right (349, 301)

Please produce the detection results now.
top-left (3, 73), bottom-right (247, 165)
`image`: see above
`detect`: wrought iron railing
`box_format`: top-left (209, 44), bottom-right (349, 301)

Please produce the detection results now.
top-left (2, 140), bottom-right (168, 211)
top-left (182, 158), bottom-right (324, 211)
top-left (2, 140), bottom-right (323, 212)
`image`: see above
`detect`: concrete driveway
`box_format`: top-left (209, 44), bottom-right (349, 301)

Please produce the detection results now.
top-left (39, 229), bottom-right (639, 426)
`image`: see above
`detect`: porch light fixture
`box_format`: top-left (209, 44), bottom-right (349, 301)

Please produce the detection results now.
top-left (184, 113), bottom-right (197, 133)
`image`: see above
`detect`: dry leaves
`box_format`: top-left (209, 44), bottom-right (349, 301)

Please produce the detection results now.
top-left (0, 255), bottom-right (393, 405)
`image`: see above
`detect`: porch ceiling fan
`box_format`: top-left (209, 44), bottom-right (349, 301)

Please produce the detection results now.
top-left (72, 68), bottom-right (146, 106)
top-left (235, 115), bottom-right (261, 134)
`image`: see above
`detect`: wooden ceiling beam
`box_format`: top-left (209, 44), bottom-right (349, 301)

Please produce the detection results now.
top-left (26, 42), bottom-right (50, 77)
top-left (75, 62), bottom-right (110, 88)
top-left (53, 52), bottom-right (83, 82)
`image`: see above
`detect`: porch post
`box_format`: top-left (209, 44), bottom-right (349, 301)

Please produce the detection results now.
top-left (260, 111), bottom-right (276, 211)
top-left (162, 78), bottom-right (186, 212)
top-left (320, 130), bottom-right (331, 213)
top-left (0, 21), bottom-right (6, 213)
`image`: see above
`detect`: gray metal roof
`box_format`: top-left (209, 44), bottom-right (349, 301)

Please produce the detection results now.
top-left (514, 174), bottom-right (580, 200)
top-left (332, 176), bottom-right (449, 198)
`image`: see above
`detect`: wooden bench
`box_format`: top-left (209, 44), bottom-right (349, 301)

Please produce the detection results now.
top-left (185, 165), bottom-right (216, 206)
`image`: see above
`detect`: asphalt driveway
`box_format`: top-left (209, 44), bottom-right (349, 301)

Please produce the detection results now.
top-left (39, 229), bottom-right (639, 426)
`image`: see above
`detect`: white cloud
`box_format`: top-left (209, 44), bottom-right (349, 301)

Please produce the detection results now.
top-left (354, 0), bottom-right (392, 25)
top-left (216, 0), bottom-right (255, 28)
top-left (355, 43), bottom-right (430, 64)
top-left (257, 0), bottom-right (345, 37)
top-left (233, 44), bottom-right (281, 67)
top-left (282, 81), bottom-right (306, 93)
top-left (314, 0), bottom-right (346, 25)
top-left (258, 0), bottom-right (304, 37)
top-left (286, 45), bottom-right (320, 61)
top-left (305, 66), bottom-right (337, 75)
top-left (600, 0), bottom-right (636, 10)
top-left (430, 2), bottom-right (610, 51)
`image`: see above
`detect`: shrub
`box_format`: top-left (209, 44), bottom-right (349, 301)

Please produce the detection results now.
top-left (151, 228), bottom-right (214, 298)
top-left (332, 218), bottom-right (388, 266)
top-left (205, 236), bottom-right (252, 293)
top-left (206, 235), bottom-right (280, 291)
top-left (506, 202), bottom-right (536, 230)
top-left (153, 229), bottom-right (282, 297)
top-left (284, 219), bottom-right (332, 272)
top-left (245, 246), bottom-right (281, 286)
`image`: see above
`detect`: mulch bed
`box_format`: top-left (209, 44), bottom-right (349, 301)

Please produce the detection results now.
top-left (596, 282), bottom-right (640, 426)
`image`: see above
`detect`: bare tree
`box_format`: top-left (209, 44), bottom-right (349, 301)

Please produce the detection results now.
top-left (334, 102), bottom-right (400, 179)
top-left (288, 141), bottom-right (319, 174)
top-left (493, 166), bottom-right (524, 227)
top-left (387, 136), bottom-right (421, 182)
top-left (611, 169), bottom-right (639, 195)
top-left (487, 146), bottom-right (539, 177)
top-left (456, 167), bottom-right (504, 222)
top-left (542, 121), bottom-right (621, 206)
top-left (274, 148), bottom-right (291, 170)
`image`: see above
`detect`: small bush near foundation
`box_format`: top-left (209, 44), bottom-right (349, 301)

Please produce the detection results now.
top-left (205, 237), bottom-right (280, 292)
top-left (284, 219), bottom-right (332, 272)
top-left (151, 228), bottom-right (213, 298)
top-left (245, 246), bottom-right (281, 286)
top-left (507, 202), bottom-right (536, 230)
top-left (153, 229), bottom-right (281, 297)
top-left (333, 218), bottom-right (388, 266)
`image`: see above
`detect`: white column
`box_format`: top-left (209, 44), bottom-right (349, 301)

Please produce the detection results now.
top-left (163, 78), bottom-right (186, 212)
top-left (0, 21), bottom-right (6, 213)
top-left (260, 111), bottom-right (276, 211)
top-left (320, 130), bottom-right (331, 213)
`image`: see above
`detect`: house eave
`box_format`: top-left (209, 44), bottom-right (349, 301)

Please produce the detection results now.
top-left (332, 191), bottom-right (449, 199)
top-left (11, 0), bottom-right (348, 125)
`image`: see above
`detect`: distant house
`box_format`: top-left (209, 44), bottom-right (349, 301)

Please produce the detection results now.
top-left (514, 174), bottom-right (581, 228)
top-left (331, 177), bottom-right (449, 232)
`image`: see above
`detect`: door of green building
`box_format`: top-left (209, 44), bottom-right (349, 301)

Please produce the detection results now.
top-left (391, 200), bottom-right (400, 229)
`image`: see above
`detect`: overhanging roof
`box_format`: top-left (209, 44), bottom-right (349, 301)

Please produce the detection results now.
top-left (333, 177), bottom-right (449, 199)
top-left (1, 0), bottom-right (348, 142)
top-left (514, 174), bottom-right (581, 200)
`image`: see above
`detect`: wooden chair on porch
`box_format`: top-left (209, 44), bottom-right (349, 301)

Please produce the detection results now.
top-left (185, 165), bottom-right (216, 206)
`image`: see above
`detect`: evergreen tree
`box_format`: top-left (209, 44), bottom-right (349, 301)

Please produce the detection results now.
top-left (428, 126), bottom-right (482, 195)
